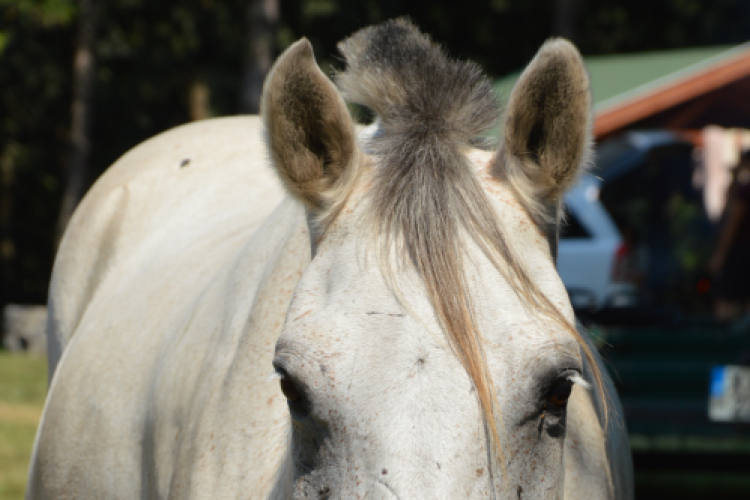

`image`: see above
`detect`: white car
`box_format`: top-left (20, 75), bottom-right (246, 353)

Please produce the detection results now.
top-left (558, 173), bottom-right (638, 311)
top-left (557, 130), bottom-right (691, 312)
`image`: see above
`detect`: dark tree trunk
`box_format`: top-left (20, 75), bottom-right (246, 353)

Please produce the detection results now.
top-left (56, 0), bottom-right (96, 246)
top-left (554, 0), bottom-right (578, 43)
top-left (0, 147), bottom-right (15, 312)
top-left (240, 0), bottom-right (278, 114)
top-left (189, 77), bottom-right (210, 121)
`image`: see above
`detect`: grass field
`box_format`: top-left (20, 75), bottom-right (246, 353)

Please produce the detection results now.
top-left (0, 351), bottom-right (47, 500)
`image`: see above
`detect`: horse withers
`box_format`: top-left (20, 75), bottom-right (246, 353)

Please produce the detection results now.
top-left (28, 19), bottom-right (633, 500)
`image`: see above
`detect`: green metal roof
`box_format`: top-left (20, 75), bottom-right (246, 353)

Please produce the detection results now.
top-left (494, 44), bottom-right (740, 113)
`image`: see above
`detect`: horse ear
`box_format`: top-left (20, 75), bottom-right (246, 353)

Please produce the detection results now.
top-left (262, 39), bottom-right (358, 212)
top-left (495, 38), bottom-right (591, 207)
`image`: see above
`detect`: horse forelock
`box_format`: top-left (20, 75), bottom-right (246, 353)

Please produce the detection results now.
top-left (333, 18), bottom-right (606, 469)
top-left (335, 18), bottom-right (499, 147)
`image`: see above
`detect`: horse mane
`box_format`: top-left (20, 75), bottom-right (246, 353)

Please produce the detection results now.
top-left (335, 18), bottom-right (605, 465)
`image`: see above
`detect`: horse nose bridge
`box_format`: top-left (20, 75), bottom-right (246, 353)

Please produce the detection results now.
top-left (360, 465), bottom-right (493, 500)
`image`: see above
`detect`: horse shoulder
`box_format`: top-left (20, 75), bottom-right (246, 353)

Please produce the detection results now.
top-left (31, 116), bottom-right (298, 499)
top-left (145, 198), bottom-right (308, 499)
top-left (47, 116), bottom-right (281, 377)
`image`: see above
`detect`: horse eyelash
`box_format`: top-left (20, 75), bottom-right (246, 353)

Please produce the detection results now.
top-left (568, 373), bottom-right (590, 390)
top-left (267, 371), bottom-right (282, 383)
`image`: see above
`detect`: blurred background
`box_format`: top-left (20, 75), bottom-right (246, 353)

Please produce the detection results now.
top-left (2, 1), bottom-right (750, 499)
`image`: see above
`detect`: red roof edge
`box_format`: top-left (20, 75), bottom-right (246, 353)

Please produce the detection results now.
top-left (593, 47), bottom-right (750, 138)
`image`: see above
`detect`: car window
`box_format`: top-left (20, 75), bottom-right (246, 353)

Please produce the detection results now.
top-left (560, 206), bottom-right (590, 239)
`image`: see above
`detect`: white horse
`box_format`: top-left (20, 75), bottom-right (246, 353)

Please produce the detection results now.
top-left (28, 19), bottom-right (632, 500)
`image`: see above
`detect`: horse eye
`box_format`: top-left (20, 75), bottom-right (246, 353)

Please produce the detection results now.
top-left (279, 375), bottom-right (301, 402)
top-left (548, 379), bottom-right (573, 406)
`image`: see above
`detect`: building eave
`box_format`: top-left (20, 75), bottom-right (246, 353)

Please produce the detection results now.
top-left (594, 42), bottom-right (750, 138)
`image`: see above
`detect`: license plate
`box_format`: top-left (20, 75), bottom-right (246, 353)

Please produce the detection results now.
top-left (709, 365), bottom-right (750, 422)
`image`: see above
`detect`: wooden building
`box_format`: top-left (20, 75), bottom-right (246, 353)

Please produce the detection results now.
top-left (495, 43), bottom-right (750, 143)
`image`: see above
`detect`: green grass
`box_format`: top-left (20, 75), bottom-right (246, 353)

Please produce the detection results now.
top-left (0, 352), bottom-right (47, 500)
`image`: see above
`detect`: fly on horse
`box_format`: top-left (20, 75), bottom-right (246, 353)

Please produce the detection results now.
top-left (28, 19), bottom-right (632, 500)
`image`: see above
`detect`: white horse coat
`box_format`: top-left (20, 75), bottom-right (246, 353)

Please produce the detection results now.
top-left (29, 21), bottom-right (633, 500)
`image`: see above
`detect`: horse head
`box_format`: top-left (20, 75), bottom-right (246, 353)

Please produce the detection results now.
top-left (262, 19), bottom-right (599, 500)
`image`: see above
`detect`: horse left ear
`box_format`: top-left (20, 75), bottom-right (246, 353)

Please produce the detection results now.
top-left (494, 38), bottom-right (591, 208)
top-left (262, 38), bottom-right (358, 213)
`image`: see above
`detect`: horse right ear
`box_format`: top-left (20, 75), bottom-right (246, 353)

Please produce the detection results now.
top-left (262, 39), bottom-right (359, 213)
top-left (493, 39), bottom-right (591, 220)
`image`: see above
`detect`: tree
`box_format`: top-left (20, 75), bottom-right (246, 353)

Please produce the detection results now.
top-left (240, 0), bottom-right (278, 114)
top-left (3, 0), bottom-right (750, 315)
top-left (56, 0), bottom-right (96, 245)
top-left (554, 0), bottom-right (578, 42)
top-left (0, 0), bottom-right (75, 311)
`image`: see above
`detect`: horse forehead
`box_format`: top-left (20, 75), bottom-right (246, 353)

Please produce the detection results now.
top-left (311, 147), bottom-right (557, 295)
top-left (290, 146), bottom-right (566, 325)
